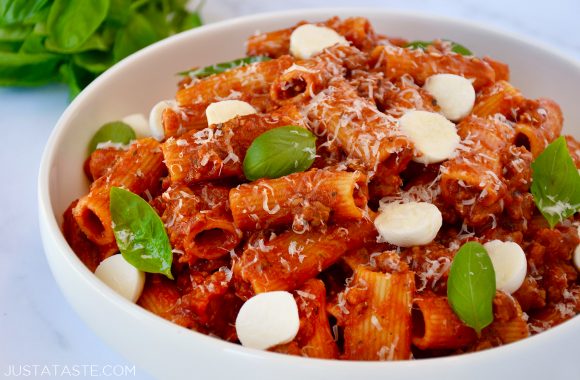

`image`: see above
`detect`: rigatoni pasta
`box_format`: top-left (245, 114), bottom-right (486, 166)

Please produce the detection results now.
top-left (229, 168), bottom-right (368, 231)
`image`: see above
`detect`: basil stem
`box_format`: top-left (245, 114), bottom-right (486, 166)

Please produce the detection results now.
top-left (178, 56), bottom-right (272, 78)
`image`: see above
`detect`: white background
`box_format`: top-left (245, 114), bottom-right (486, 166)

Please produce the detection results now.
top-left (0, 1), bottom-right (578, 379)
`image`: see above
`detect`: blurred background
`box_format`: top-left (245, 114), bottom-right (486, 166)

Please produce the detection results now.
top-left (0, 1), bottom-right (578, 379)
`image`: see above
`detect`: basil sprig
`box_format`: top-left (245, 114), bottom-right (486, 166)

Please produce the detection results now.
top-left (88, 121), bottom-right (136, 154)
top-left (110, 187), bottom-right (173, 280)
top-left (447, 242), bottom-right (496, 334)
top-left (0, 0), bottom-right (203, 99)
top-left (406, 39), bottom-right (473, 56)
top-left (179, 56), bottom-right (272, 78)
top-left (243, 125), bottom-right (317, 181)
top-left (531, 136), bottom-right (580, 228)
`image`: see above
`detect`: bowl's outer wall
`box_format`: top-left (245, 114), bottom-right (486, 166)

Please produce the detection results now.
top-left (39, 9), bottom-right (580, 380)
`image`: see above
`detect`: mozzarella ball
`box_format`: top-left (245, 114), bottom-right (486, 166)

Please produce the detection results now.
top-left (483, 240), bottom-right (527, 294)
top-left (374, 202), bottom-right (443, 247)
top-left (149, 100), bottom-right (177, 141)
top-left (235, 291), bottom-right (300, 350)
top-left (423, 74), bottom-right (476, 122)
top-left (122, 113), bottom-right (150, 138)
top-left (95, 254), bottom-right (145, 302)
top-left (398, 110), bottom-right (460, 164)
top-left (205, 100), bottom-right (257, 125)
top-left (289, 24), bottom-right (348, 59)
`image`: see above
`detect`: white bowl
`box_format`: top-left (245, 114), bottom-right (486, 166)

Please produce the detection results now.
top-left (38, 8), bottom-right (580, 380)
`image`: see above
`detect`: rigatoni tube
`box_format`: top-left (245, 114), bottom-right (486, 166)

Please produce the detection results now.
top-left (229, 168), bottom-right (368, 231)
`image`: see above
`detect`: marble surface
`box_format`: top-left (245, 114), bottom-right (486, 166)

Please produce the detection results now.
top-left (0, 1), bottom-right (578, 379)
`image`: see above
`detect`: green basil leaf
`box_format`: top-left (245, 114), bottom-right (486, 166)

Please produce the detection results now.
top-left (0, 51), bottom-right (61, 86)
top-left (0, 0), bottom-right (52, 26)
top-left (113, 12), bottom-right (157, 62)
top-left (110, 187), bottom-right (173, 279)
top-left (531, 136), bottom-right (580, 228)
top-left (243, 125), bottom-right (317, 181)
top-left (179, 56), bottom-right (272, 77)
top-left (88, 121), bottom-right (136, 153)
top-left (405, 40), bottom-right (432, 51)
top-left (59, 61), bottom-right (98, 99)
top-left (19, 32), bottom-right (48, 54)
top-left (0, 24), bottom-right (32, 42)
top-left (46, 32), bottom-right (110, 53)
top-left (46, 0), bottom-right (110, 52)
top-left (447, 241), bottom-right (496, 334)
top-left (450, 42), bottom-right (473, 56)
top-left (0, 40), bottom-right (19, 52)
top-left (0, 0), bottom-right (204, 97)
top-left (180, 11), bottom-right (202, 30)
top-left (405, 39), bottom-right (473, 56)
top-left (106, 0), bottom-right (131, 26)
top-left (73, 50), bottom-right (113, 74)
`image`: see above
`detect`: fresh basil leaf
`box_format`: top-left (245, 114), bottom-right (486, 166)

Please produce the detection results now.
top-left (88, 121), bottom-right (136, 153)
top-left (0, 0), bottom-right (204, 97)
top-left (46, 32), bottom-right (110, 53)
top-left (106, 0), bottom-right (131, 26)
top-left (405, 40), bottom-right (432, 51)
top-left (113, 12), bottom-right (157, 62)
top-left (19, 32), bottom-right (47, 53)
top-left (243, 125), bottom-right (317, 181)
top-left (46, 0), bottom-right (110, 52)
top-left (0, 40), bottom-right (19, 52)
top-left (138, 2), bottom-right (173, 39)
top-left (0, 24), bottom-right (32, 42)
top-left (531, 136), bottom-right (580, 228)
top-left (169, 0), bottom-right (203, 30)
top-left (449, 42), bottom-right (473, 56)
top-left (110, 187), bottom-right (173, 279)
top-left (447, 241), bottom-right (496, 334)
top-left (59, 61), bottom-right (97, 99)
top-left (58, 62), bottom-right (81, 99)
top-left (73, 50), bottom-right (113, 74)
top-left (179, 56), bottom-right (272, 77)
top-left (0, 51), bottom-right (61, 86)
top-left (0, 0), bottom-right (52, 26)
top-left (181, 11), bottom-right (202, 29)
top-left (405, 39), bottom-right (472, 56)
top-left (129, 0), bottom-right (150, 12)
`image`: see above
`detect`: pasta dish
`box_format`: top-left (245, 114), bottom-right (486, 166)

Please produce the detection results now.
top-left (62, 16), bottom-right (580, 360)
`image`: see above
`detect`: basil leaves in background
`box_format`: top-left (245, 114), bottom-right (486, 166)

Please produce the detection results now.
top-left (447, 242), bottom-right (496, 334)
top-left (179, 55), bottom-right (272, 78)
top-left (0, 0), bottom-right (203, 99)
top-left (110, 186), bottom-right (173, 279)
top-left (46, 0), bottom-right (110, 52)
top-left (531, 137), bottom-right (580, 228)
top-left (406, 39), bottom-right (473, 56)
top-left (88, 121), bottom-right (136, 153)
top-left (243, 125), bottom-right (317, 181)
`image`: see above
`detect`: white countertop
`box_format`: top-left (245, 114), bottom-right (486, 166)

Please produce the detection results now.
top-left (1, 1), bottom-right (578, 379)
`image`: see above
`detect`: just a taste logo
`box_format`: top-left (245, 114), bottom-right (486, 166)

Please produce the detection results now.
top-left (3, 364), bottom-right (137, 377)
